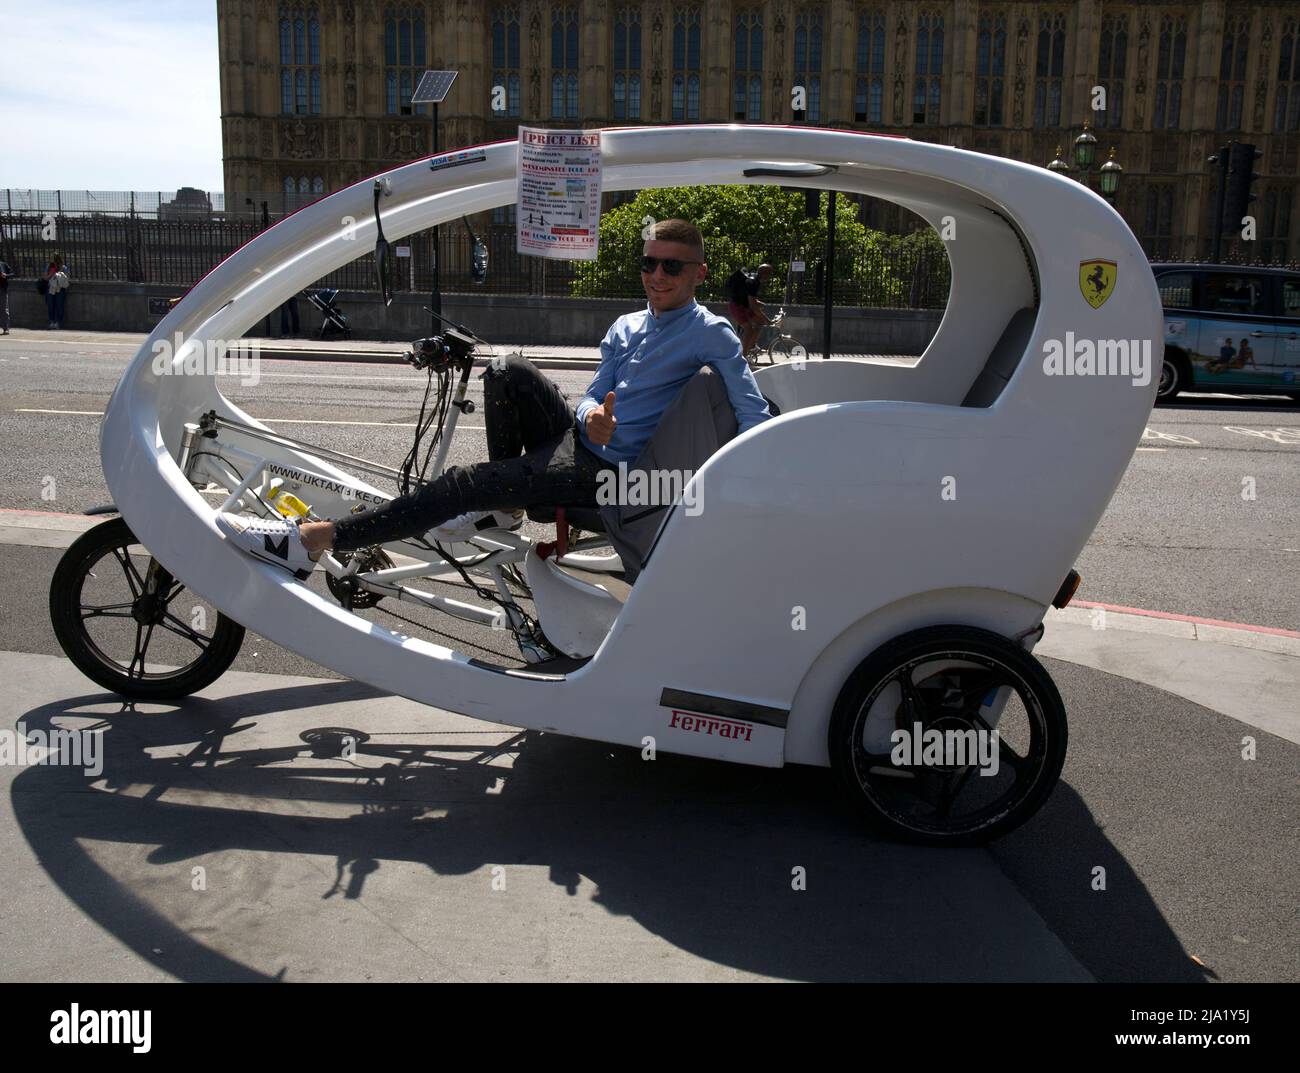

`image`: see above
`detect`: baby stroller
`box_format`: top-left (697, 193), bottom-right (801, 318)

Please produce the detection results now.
top-left (307, 288), bottom-right (350, 340)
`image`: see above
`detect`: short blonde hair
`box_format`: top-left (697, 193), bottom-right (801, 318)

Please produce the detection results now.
top-left (646, 218), bottom-right (705, 259)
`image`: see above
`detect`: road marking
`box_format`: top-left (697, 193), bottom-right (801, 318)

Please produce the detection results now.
top-left (11, 408), bottom-right (486, 430)
top-left (1142, 426), bottom-right (1200, 445)
top-left (0, 338), bottom-right (139, 348)
top-left (1134, 447), bottom-right (1165, 452)
top-left (1223, 426), bottom-right (1300, 445)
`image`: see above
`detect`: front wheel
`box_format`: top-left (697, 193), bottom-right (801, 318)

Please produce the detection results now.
top-left (828, 625), bottom-right (1067, 846)
top-left (766, 335), bottom-right (794, 362)
top-left (49, 516), bottom-right (245, 699)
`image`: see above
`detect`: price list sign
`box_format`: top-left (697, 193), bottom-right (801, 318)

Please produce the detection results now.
top-left (516, 127), bottom-right (603, 260)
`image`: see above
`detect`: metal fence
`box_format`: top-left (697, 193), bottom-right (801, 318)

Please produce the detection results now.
top-left (1, 188), bottom-right (322, 221)
top-left (0, 211), bottom-right (953, 307)
top-left (8, 187), bottom-right (1292, 304)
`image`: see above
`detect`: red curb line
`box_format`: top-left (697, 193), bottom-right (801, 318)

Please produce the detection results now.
top-left (1073, 599), bottom-right (1300, 640)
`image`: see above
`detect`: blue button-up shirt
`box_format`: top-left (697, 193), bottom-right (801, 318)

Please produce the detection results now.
top-left (575, 299), bottom-right (772, 463)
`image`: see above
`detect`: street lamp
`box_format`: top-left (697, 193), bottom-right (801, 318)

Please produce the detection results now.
top-left (1098, 147), bottom-right (1123, 200)
top-left (1046, 130), bottom-right (1123, 204)
top-left (412, 69), bottom-right (459, 329)
top-left (1046, 146), bottom-right (1071, 175)
top-left (1072, 120), bottom-right (1097, 170)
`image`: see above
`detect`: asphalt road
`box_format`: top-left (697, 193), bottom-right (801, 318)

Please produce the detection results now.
top-left (3, 333), bottom-right (1297, 632)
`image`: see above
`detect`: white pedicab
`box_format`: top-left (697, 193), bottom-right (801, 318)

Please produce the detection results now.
top-left (50, 125), bottom-right (1161, 845)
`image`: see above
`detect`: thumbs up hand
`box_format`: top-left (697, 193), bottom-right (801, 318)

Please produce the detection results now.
top-left (586, 391), bottom-right (617, 446)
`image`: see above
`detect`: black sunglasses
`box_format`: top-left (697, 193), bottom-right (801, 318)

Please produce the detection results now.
top-left (639, 255), bottom-right (702, 276)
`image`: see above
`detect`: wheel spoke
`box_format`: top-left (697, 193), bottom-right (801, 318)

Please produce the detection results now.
top-left (127, 622), bottom-right (156, 679)
top-left (936, 765), bottom-right (979, 817)
top-left (110, 547), bottom-right (145, 597)
top-left (952, 670), bottom-right (1000, 709)
top-left (997, 735), bottom-right (1026, 773)
top-left (969, 708), bottom-right (1028, 774)
top-left (161, 612), bottom-right (212, 652)
top-left (896, 666), bottom-right (927, 723)
top-left (80, 601), bottom-right (135, 619)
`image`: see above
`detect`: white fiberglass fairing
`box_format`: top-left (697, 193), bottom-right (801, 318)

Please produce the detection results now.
top-left (99, 125), bottom-right (1161, 768)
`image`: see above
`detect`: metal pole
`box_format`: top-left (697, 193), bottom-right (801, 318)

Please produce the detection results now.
top-left (1211, 145), bottom-right (1230, 265)
top-left (430, 100), bottom-right (441, 329)
top-left (822, 190), bottom-right (835, 360)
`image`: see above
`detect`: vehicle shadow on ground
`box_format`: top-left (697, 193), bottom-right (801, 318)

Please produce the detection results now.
top-left (12, 674), bottom-right (1211, 983)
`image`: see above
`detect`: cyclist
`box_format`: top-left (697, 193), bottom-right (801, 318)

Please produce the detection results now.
top-left (725, 263), bottom-right (773, 357)
top-left (218, 219), bottom-right (771, 576)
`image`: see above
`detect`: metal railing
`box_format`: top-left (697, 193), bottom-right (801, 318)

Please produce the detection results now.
top-left (2, 189), bottom-right (1290, 303)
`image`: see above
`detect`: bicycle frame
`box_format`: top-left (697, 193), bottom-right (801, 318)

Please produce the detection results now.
top-left (177, 398), bottom-right (615, 661)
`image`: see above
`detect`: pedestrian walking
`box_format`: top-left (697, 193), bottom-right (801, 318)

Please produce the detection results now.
top-left (0, 258), bottom-right (13, 334)
top-left (279, 294), bottom-right (300, 337)
top-left (44, 253), bottom-right (71, 329)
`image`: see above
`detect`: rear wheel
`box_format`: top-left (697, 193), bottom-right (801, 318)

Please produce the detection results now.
top-left (1156, 351), bottom-right (1185, 402)
top-left (828, 625), bottom-right (1067, 846)
top-left (49, 516), bottom-right (245, 699)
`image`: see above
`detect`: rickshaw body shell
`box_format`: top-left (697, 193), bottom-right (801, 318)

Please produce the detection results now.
top-left (98, 125), bottom-right (1161, 769)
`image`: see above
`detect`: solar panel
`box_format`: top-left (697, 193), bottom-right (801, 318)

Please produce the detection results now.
top-left (412, 70), bottom-right (458, 104)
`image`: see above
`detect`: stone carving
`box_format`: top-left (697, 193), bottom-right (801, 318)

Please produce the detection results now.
top-left (652, 69), bottom-right (662, 119)
top-left (1255, 18), bottom-right (1273, 129)
top-left (1133, 17), bottom-right (1150, 127)
top-left (385, 123), bottom-right (425, 160)
top-left (1013, 19), bottom-right (1029, 125)
top-left (261, 121), bottom-right (273, 158)
top-left (893, 18), bottom-right (907, 123)
top-left (530, 69), bottom-right (540, 114)
top-left (279, 119), bottom-right (318, 159)
top-left (652, 11), bottom-right (663, 64)
top-left (345, 65), bottom-right (357, 113)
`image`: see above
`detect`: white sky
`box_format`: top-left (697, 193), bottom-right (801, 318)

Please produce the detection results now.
top-left (0, 0), bottom-right (223, 192)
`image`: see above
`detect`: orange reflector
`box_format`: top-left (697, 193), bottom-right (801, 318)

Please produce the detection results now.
top-left (1052, 569), bottom-right (1081, 609)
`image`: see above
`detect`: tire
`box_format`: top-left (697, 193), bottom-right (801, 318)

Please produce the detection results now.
top-left (766, 336), bottom-right (794, 362)
top-left (1156, 351), bottom-right (1185, 403)
top-left (828, 625), bottom-right (1067, 847)
top-left (49, 516), bottom-right (245, 699)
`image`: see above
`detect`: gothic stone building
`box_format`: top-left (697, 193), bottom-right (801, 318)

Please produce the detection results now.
top-left (218, 0), bottom-right (1300, 261)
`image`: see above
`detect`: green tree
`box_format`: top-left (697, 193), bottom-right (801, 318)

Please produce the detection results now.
top-left (570, 184), bottom-right (948, 308)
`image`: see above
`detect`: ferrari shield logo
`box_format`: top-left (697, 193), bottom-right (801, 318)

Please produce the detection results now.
top-left (1079, 259), bottom-right (1117, 309)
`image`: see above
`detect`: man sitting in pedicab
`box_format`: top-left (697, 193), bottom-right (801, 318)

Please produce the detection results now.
top-left (218, 219), bottom-right (772, 575)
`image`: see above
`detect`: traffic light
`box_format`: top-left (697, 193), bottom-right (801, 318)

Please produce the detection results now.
top-left (1222, 141), bottom-right (1261, 232)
